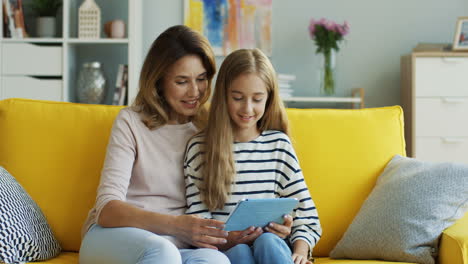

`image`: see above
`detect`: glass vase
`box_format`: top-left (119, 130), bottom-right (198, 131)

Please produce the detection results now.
top-left (318, 50), bottom-right (337, 96)
top-left (77, 62), bottom-right (106, 104)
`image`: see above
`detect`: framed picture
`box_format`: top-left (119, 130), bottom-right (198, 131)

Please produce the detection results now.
top-left (453, 17), bottom-right (468, 51)
top-left (184, 0), bottom-right (272, 56)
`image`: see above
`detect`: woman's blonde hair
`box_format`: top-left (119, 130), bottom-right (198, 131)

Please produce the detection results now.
top-left (201, 48), bottom-right (289, 210)
top-left (133, 25), bottom-right (216, 129)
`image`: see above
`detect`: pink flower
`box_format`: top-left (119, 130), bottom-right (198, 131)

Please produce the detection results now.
top-left (309, 19), bottom-right (317, 38)
top-left (308, 18), bottom-right (350, 52)
top-left (341, 21), bottom-right (350, 36)
top-left (324, 21), bottom-right (335, 31)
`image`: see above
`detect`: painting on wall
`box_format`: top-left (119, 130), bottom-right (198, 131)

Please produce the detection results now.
top-left (184, 0), bottom-right (272, 56)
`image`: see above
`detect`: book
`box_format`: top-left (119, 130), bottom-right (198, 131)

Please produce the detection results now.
top-left (119, 65), bottom-right (128, 106)
top-left (2, 1), bottom-right (10, 37)
top-left (14, 0), bottom-right (28, 37)
top-left (277, 73), bottom-right (296, 81)
top-left (3, 0), bottom-right (16, 38)
top-left (112, 64), bottom-right (125, 105)
top-left (112, 64), bottom-right (128, 105)
top-left (3, 0), bottom-right (28, 38)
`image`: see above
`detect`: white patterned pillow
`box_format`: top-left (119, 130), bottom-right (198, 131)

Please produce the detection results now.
top-left (330, 155), bottom-right (468, 264)
top-left (0, 167), bottom-right (61, 263)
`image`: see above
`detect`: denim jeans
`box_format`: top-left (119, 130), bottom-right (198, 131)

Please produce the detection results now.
top-left (79, 224), bottom-right (230, 264)
top-left (224, 233), bottom-right (293, 264)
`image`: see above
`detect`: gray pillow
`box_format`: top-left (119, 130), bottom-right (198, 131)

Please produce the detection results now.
top-left (0, 166), bottom-right (61, 263)
top-left (330, 155), bottom-right (468, 264)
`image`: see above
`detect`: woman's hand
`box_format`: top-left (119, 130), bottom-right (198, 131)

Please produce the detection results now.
top-left (264, 214), bottom-right (293, 238)
top-left (172, 215), bottom-right (229, 250)
top-left (218, 226), bottom-right (264, 251)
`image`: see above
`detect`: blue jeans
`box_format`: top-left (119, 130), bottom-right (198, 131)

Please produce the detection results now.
top-left (224, 233), bottom-right (293, 264)
top-left (79, 224), bottom-right (230, 264)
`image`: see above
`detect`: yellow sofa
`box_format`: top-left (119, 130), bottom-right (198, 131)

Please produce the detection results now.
top-left (0, 98), bottom-right (466, 264)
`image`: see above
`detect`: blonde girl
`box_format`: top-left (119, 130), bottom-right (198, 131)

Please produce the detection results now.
top-left (184, 48), bottom-right (322, 264)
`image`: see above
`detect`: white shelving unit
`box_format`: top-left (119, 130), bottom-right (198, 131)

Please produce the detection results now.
top-left (283, 88), bottom-right (365, 109)
top-left (0, 0), bottom-right (142, 105)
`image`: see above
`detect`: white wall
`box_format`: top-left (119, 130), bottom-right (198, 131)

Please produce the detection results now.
top-left (142, 0), bottom-right (468, 107)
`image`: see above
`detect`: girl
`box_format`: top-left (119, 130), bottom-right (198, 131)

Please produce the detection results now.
top-left (184, 49), bottom-right (322, 264)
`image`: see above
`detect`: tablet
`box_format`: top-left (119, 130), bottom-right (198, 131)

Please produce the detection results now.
top-left (224, 198), bottom-right (298, 231)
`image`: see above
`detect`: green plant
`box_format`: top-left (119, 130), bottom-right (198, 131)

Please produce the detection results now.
top-left (30, 0), bottom-right (62, 17)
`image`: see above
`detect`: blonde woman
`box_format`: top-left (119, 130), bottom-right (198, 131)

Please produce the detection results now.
top-left (184, 49), bottom-right (322, 264)
top-left (79, 25), bottom-right (229, 264)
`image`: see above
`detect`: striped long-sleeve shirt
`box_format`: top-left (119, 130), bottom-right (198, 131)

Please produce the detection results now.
top-left (184, 130), bottom-right (322, 253)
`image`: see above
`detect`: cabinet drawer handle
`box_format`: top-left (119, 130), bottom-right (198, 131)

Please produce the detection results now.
top-left (442, 98), bottom-right (467, 103)
top-left (441, 137), bottom-right (465, 144)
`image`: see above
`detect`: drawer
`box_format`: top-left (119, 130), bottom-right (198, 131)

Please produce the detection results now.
top-left (415, 57), bottom-right (468, 97)
top-left (2, 76), bottom-right (62, 101)
top-left (415, 137), bottom-right (468, 164)
top-left (415, 97), bottom-right (468, 136)
top-left (2, 43), bottom-right (62, 76)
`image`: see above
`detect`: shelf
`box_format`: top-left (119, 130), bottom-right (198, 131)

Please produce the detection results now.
top-left (2, 38), bottom-right (64, 43)
top-left (283, 97), bottom-right (361, 103)
top-left (0, 0), bottom-right (142, 105)
top-left (67, 38), bottom-right (130, 44)
top-left (282, 88), bottom-right (365, 109)
top-left (1, 38), bottom-right (130, 45)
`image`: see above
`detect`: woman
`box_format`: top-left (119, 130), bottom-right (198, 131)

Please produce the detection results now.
top-left (79, 25), bottom-right (230, 264)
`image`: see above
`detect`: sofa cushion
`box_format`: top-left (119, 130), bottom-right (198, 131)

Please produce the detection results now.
top-left (32, 251), bottom-right (79, 264)
top-left (0, 99), bottom-right (124, 252)
top-left (439, 212), bottom-right (468, 264)
top-left (286, 106), bottom-right (406, 256)
top-left (0, 166), bottom-right (61, 263)
top-left (314, 257), bottom-right (414, 264)
top-left (330, 155), bottom-right (468, 264)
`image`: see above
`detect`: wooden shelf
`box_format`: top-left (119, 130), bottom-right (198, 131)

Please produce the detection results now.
top-left (283, 88), bottom-right (365, 108)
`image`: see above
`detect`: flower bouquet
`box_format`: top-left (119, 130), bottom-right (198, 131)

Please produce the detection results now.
top-left (309, 18), bottom-right (349, 95)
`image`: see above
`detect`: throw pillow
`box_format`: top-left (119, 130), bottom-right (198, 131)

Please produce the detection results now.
top-left (330, 155), bottom-right (468, 264)
top-left (0, 167), bottom-right (61, 263)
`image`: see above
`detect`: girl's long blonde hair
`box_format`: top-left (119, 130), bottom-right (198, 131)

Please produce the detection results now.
top-left (202, 49), bottom-right (289, 210)
top-left (133, 25), bottom-right (216, 129)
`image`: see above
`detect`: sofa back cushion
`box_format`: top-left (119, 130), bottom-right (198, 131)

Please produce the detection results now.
top-left (286, 106), bottom-right (406, 257)
top-left (0, 99), bottom-right (123, 252)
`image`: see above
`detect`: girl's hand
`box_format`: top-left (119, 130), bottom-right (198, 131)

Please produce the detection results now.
top-left (292, 239), bottom-right (312, 264)
top-left (264, 214), bottom-right (293, 239)
top-left (172, 215), bottom-right (229, 249)
top-left (218, 226), bottom-right (263, 251)
top-left (292, 253), bottom-right (313, 264)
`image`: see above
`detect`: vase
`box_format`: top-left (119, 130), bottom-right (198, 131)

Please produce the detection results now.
top-left (77, 62), bottom-right (106, 104)
top-left (36, 17), bottom-right (56, 38)
top-left (318, 50), bottom-right (337, 96)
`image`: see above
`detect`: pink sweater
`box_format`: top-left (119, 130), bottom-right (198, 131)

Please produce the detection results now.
top-left (82, 108), bottom-right (197, 248)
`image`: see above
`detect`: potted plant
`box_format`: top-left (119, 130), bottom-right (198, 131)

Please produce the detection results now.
top-left (30, 0), bottom-right (62, 37)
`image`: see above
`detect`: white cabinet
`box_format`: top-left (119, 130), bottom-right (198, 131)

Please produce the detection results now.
top-left (2, 76), bottom-right (62, 101)
top-left (0, 0), bottom-right (142, 104)
top-left (401, 51), bottom-right (468, 164)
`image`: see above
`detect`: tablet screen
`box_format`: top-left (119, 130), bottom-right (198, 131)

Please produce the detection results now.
top-left (224, 198), bottom-right (298, 231)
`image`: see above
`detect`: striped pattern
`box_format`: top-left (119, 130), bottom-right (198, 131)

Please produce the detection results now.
top-left (184, 130), bottom-right (322, 253)
top-left (0, 167), bottom-right (61, 263)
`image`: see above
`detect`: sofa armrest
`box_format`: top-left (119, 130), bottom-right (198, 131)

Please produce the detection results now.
top-left (439, 212), bottom-right (468, 264)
